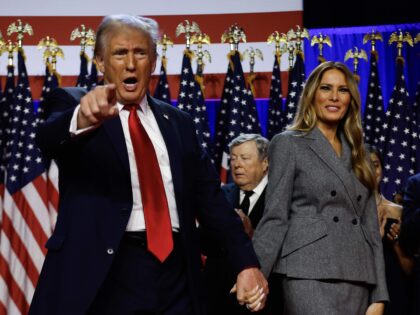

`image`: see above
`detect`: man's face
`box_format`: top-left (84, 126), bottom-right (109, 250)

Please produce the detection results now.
top-left (230, 141), bottom-right (268, 191)
top-left (96, 27), bottom-right (156, 105)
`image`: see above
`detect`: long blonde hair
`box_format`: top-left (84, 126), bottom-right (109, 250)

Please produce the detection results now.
top-left (289, 61), bottom-right (375, 191)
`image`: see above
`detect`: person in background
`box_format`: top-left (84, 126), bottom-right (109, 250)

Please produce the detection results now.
top-left (400, 173), bottom-right (420, 315)
top-left (202, 133), bottom-right (283, 315)
top-left (367, 144), bottom-right (413, 315)
top-left (252, 61), bottom-right (388, 315)
top-left (28, 14), bottom-right (267, 315)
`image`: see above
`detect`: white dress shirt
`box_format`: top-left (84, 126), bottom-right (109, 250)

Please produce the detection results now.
top-left (70, 97), bottom-right (180, 231)
top-left (239, 175), bottom-right (268, 215)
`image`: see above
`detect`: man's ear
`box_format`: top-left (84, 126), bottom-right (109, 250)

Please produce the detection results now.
top-left (96, 55), bottom-right (105, 73)
top-left (262, 157), bottom-right (269, 173)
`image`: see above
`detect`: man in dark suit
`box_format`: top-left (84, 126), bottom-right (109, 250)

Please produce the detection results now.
top-left (202, 134), bottom-right (282, 315)
top-left (400, 173), bottom-right (420, 315)
top-left (28, 15), bottom-right (268, 315)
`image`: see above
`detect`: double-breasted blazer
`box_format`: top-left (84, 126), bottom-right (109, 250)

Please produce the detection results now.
top-left (29, 87), bottom-right (259, 315)
top-left (252, 127), bottom-right (388, 303)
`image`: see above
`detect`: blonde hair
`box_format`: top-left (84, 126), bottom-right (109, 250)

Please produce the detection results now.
top-left (289, 61), bottom-right (375, 191)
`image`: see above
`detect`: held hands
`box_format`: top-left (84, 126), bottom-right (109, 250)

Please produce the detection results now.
top-left (78, 84), bottom-right (119, 129)
top-left (386, 220), bottom-right (401, 244)
top-left (230, 267), bottom-right (268, 312)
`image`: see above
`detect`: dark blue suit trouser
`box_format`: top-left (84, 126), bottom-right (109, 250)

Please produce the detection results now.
top-left (87, 233), bottom-right (193, 315)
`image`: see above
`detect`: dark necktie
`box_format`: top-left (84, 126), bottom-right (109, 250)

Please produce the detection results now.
top-left (124, 104), bottom-right (173, 262)
top-left (239, 190), bottom-right (254, 215)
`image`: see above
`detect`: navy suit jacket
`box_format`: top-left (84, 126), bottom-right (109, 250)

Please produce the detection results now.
top-left (222, 183), bottom-right (266, 229)
top-left (29, 87), bottom-right (259, 315)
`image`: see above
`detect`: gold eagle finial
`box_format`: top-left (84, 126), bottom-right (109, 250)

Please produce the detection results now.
top-left (221, 24), bottom-right (247, 51)
top-left (388, 29), bottom-right (413, 58)
top-left (244, 47), bottom-right (263, 74)
top-left (344, 47), bottom-right (368, 75)
top-left (363, 30), bottom-right (383, 52)
top-left (415, 33), bottom-right (420, 44)
top-left (70, 24), bottom-right (96, 53)
top-left (267, 31), bottom-right (287, 59)
top-left (37, 36), bottom-right (64, 71)
top-left (7, 19), bottom-right (33, 48)
top-left (176, 20), bottom-right (201, 50)
top-left (191, 33), bottom-right (212, 76)
top-left (311, 33), bottom-right (332, 63)
top-left (287, 25), bottom-right (309, 53)
top-left (157, 34), bottom-right (173, 59)
top-left (1, 39), bottom-right (18, 66)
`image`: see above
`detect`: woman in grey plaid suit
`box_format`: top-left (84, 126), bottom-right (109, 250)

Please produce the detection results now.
top-left (252, 61), bottom-right (388, 315)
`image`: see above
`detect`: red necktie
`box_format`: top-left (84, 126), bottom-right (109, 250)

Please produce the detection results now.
top-left (124, 104), bottom-right (173, 262)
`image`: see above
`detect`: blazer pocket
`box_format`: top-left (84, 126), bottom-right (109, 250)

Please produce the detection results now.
top-left (45, 234), bottom-right (65, 251)
top-left (281, 217), bottom-right (327, 257)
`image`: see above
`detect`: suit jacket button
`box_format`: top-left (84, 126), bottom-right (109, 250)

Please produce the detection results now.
top-left (352, 218), bottom-right (358, 225)
top-left (333, 216), bottom-right (339, 222)
top-left (107, 248), bottom-right (114, 255)
top-left (331, 190), bottom-right (337, 197)
top-left (357, 195), bottom-right (362, 201)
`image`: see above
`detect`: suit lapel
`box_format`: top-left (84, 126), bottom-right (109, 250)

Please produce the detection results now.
top-left (224, 184), bottom-right (240, 208)
top-left (306, 127), bottom-right (360, 215)
top-left (103, 116), bottom-right (130, 177)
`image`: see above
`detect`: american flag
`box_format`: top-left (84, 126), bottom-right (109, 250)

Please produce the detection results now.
top-left (38, 65), bottom-right (59, 121)
top-left (412, 81), bottom-right (420, 130)
top-left (244, 80), bottom-right (261, 135)
top-left (0, 65), bottom-right (16, 214)
top-left (38, 65), bottom-right (60, 230)
top-left (266, 55), bottom-right (284, 139)
top-left (362, 51), bottom-right (386, 149)
top-left (412, 81), bottom-right (420, 172)
top-left (0, 49), bottom-right (52, 315)
top-left (216, 51), bottom-right (261, 183)
top-left (76, 52), bottom-right (89, 89)
top-left (381, 58), bottom-right (417, 199)
top-left (213, 53), bottom-right (234, 170)
top-left (284, 52), bottom-right (305, 127)
top-left (153, 56), bottom-right (171, 103)
top-left (176, 51), bottom-right (212, 155)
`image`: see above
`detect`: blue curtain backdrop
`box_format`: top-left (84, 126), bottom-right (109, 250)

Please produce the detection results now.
top-left (303, 23), bottom-right (420, 112)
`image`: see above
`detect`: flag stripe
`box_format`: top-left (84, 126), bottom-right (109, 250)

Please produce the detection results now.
top-left (20, 179), bottom-right (51, 241)
top-left (3, 192), bottom-right (46, 271)
top-left (10, 190), bottom-right (48, 256)
top-left (0, 11), bottom-right (302, 45)
top-left (0, 215), bottom-right (39, 286)
top-left (0, 243), bottom-right (30, 315)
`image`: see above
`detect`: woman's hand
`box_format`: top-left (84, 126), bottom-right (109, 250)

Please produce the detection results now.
top-left (386, 220), bottom-right (401, 244)
top-left (365, 302), bottom-right (385, 315)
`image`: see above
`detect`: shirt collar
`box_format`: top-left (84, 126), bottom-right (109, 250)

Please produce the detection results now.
top-left (240, 174), bottom-right (268, 198)
top-left (117, 95), bottom-right (148, 113)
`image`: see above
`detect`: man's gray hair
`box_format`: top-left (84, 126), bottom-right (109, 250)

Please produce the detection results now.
top-left (229, 133), bottom-right (269, 160)
top-left (94, 14), bottom-right (159, 58)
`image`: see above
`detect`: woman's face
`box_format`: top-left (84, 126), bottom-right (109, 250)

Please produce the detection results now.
top-left (370, 152), bottom-right (383, 187)
top-left (314, 69), bottom-right (351, 129)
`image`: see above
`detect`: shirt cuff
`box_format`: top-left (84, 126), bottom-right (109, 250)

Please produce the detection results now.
top-left (69, 104), bottom-right (97, 136)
